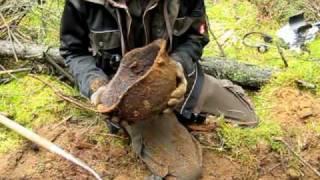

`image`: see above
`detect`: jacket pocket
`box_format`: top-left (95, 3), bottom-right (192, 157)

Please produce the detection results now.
top-left (173, 17), bottom-right (194, 36)
top-left (89, 29), bottom-right (121, 55)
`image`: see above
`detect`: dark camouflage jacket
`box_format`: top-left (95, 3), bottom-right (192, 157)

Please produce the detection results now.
top-left (60, 0), bottom-right (209, 118)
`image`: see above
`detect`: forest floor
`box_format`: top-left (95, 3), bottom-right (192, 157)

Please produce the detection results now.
top-left (1, 0), bottom-right (320, 180)
top-left (0, 86), bottom-right (320, 179)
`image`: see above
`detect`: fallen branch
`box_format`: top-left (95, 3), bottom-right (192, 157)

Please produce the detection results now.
top-left (274, 137), bottom-right (320, 178)
top-left (44, 53), bottom-right (75, 83)
top-left (0, 40), bottom-right (275, 89)
top-left (201, 57), bottom-right (274, 89)
top-left (0, 64), bottom-right (18, 80)
top-left (0, 68), bottom-right (32, 75)
top-left (29, 75), bottom-right (97, 113)
top-left (0, 12), bottom-right (19, 62)
top-left (0, 40), bottom-right (64, 65)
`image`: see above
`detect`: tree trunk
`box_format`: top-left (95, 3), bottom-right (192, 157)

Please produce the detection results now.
top-left (0, 40), bottom-right (274, 88)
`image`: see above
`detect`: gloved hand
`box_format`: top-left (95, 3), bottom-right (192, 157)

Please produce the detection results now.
top-left (90, 85), bottom-right (108, 106)
top-left (90, 77), bottom-right (109, 106)
top-left (91, 86), bottom-right (121, 134)
top-left (165, 61), bottom-right (187, 112)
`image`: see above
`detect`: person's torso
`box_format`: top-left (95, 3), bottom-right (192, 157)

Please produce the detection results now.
top-left (75, 0), bottom-right (204, 74)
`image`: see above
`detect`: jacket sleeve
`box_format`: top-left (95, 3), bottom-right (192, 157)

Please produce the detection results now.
top-left (170, 0), bottom-right (209, 76)
top-left (60, 0), bottom-right (108, 98)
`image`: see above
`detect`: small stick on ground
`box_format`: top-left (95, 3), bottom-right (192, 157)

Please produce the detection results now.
top-left (29, 74), bottom-right (98, 113)
top-left (274, 137), bottom-right (320, 177)
top-left (51, 115), bottom-right (73, 130)
top-left (267, 163), bottom-right (281, 174)
top-left (0, 64), bottom-right (18, 80)
top-left (44, 53), bottom-right (75, 83)
top-left (105, 133), bottom-right (128, 140)
top-left (276, 44), bottom-right (289, 68)
top-left (0, 68), bottom-right (32, 75)
top-left (206, 15), bottom-right (226, 57)
top-left (0, 12), bottom-right (19, 62)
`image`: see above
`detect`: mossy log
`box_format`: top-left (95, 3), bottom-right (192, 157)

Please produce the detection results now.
top-left (0, 40), bottom-right (273, 88)
top-left (200, 57), bottom-right (274, 89)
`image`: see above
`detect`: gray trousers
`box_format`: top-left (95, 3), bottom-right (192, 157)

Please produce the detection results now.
top-left (194, 74), bottom-right (259, 126)
top-left (123, 74), bottom-right (259, 179)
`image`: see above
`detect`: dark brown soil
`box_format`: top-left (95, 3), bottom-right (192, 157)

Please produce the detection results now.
top-left (268, 87), bottom-right (320, 180)
top-left (0, 120), bottom-right (148, 180)
top-left (0, 119), bottom-right (259, 180)
top-left (0, 122), bottom-right (299, 180)
top-left (272, 87), bottom-right (320, 127)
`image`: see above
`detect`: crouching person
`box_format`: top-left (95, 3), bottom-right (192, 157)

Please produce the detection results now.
top-left (60, 0), bottom-right (259, 179)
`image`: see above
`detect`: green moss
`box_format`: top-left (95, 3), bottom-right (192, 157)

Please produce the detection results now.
top-left (19, 0), bottom-right (64, 46)
top-left (0, 75), bottom-right (83, 153)
top-left (308, 39), bottom-right (320, 60)
top-left (218, 121), bottom-right (282, 149)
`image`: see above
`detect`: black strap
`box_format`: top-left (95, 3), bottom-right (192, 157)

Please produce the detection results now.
top-left (163, 0), bottom-right (173, 51)
top-left (180, 62), bottom-right (204, 119)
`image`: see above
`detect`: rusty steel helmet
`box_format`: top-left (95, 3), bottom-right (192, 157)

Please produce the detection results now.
top-left (97, 39), bottom-right (178, 122)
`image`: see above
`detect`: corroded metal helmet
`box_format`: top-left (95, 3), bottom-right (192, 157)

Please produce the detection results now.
top-left (97, 39), bottom-right (177, 122)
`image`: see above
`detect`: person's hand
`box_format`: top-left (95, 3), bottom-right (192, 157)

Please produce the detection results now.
top-left (92, 86), bottom-right (121, 132)
top-left (164, 61), bottom-right (187, 113)
top-left (90, 86), bottom-right (108, 106)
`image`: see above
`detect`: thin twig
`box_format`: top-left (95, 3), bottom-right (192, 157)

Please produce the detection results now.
top-left (0, 64), bottom-right (18, 80)
top-left (267, 163), bottom-right (281, 174)
top-left (0, 68), bottom-right (32, 75)
top-left (29, 74), bottom-right (98, 113)
top-left (276, 44), bottom-right (288, 68)
top-left (206, 15), bottom-right (226, 57)
top-left (0, 11), bottom-right (19, 62)
top-left (44, 52), bottom-right (75, 83)
top-left (51, 115), bottom-right (73, 130)
top-left (274, 137), bottom-right (320, 177)
top-left (105, 133), bottom-right (128, 140)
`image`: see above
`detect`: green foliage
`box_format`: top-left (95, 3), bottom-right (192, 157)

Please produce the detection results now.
top-left (249, 0), bottom-right (303, 21)
top-left (204, 0), bottom-right (320, 160)
top-left (309, 39), bottom-right (320, 59)
top-left (204, 0), bottom-right (279, 61)
top-left (0, 75), bottom-right (80, 153)
top-left (218, 120), bottom-right (282, 151)
top-left (248, 0), bottom-right (318, 22)
top-left (19, 0), bottom-right (64, 46)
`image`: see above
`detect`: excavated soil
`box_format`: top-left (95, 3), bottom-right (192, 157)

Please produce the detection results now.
top-left (0, 120), bottom-right (148, 180)
top-left (0, 119), bottom-right (256, 180)
top-left (0, 87), bottom-right (320, 179)
top-left (268, 87), bottom-right (320, 180)
top-left (272, 87), bottom-right (320, 127)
